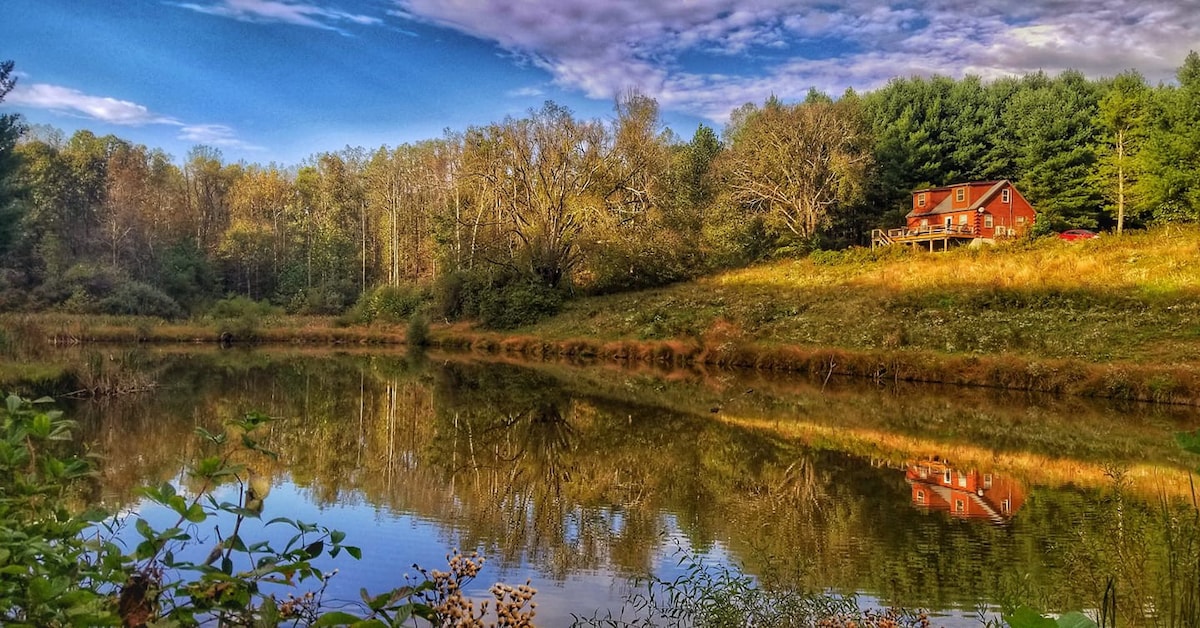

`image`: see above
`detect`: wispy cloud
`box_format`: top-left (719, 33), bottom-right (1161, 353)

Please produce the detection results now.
top-left (179, 124), bottom-right (263, 150)
top-left (7, 83), bottom-right (179, 126)
top-left (8, 81), bottom-right (261, 150)
top-left (174, 0), bottom-right (381, 33)
top-left (391, 0), bottom-right (1200, 122)
top-left (505, 86), bottom-right (545, 98)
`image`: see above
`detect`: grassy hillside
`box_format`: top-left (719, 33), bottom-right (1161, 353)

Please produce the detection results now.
top-left (526, 225), bottom-right (1200, 365)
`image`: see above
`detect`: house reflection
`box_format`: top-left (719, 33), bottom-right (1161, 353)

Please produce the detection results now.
top-left (905, 459), bottom-right (1025, 523)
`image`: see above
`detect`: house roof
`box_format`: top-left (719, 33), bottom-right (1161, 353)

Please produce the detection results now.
top-left (906, 180), bottom-right (1009, 219)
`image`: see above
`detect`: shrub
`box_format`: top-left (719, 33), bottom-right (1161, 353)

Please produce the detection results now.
top-left (96, 281), bottom-right (184, 319)
top-left (29, 264), bottom-right (184, 319)
top-left (477, 277), bottom-right (564, 329)
top-left (347, 284), bottom-right (425, 323)
top-left (407, 311), bottom-right (431, 347)
top-left (208, 296), bottom-right (280, 340)
top-left (208, 295), bottom-right (280, 319)
top-left (431, 270), bottom-right (563, 328)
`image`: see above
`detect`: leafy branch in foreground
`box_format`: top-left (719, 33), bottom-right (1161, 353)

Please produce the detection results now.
top-left (0, 394), bottom-right (537, 627)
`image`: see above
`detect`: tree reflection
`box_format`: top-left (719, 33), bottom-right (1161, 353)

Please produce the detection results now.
top-left (63, 350), bottom-right (1200, 622)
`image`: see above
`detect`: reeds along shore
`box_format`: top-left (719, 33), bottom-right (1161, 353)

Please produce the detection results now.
top-left (3, 313), bottom-right (1200, 406)
top-left (431, 332), bottom-right (1200, 406)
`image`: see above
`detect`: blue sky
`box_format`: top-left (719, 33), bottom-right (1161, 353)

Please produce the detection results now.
top-left (3, 0), bottom-right (1197, 165)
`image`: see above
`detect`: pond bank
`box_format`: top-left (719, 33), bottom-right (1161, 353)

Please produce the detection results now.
top-left (432, 330), bottom-right (1200, 406)
top-left (3, 313), bottom-right (1200, 406)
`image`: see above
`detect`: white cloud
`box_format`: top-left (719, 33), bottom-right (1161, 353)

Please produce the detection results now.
top-left (174, 0), bottom-right (381, 32)
top-left (7, 83), bottom-right (179, 126)
top-left (8, 81), bottom-right (260, 150)
top-left (506, 86), bottom-right (545, 98)
top-left (390, 0), bottom-right (1200, 122)
top-left (179, 124), bottom-right (263, 150)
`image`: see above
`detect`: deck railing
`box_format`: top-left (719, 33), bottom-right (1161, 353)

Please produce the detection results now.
top-left (872, 224), bottom-right (979, 248)
top-left (889, 224), bottom-right (976, 238)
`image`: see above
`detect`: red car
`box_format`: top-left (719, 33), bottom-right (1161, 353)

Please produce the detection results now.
top-left (1058, 229), bottom-right (1098, 241)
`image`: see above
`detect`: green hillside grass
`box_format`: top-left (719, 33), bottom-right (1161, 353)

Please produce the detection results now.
top-left (526, 225), bottom-right (1200, 365)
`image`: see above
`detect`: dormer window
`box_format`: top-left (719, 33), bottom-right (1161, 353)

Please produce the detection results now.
top-left (1001, 189), bottom-right (1011, 203)
top-left (918, 193), bottom-right (927, 207)
top-left (955, 187), bottom-right (965, 203)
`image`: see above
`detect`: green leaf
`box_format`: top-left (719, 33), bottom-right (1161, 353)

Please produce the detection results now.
top-left (1057, 612), bottom-right (1099, 628)
top-left (1004, 606), bottom-right (1058, 628)
top-left (330, 530), bottom-right (346, 545)
top-left (135, 518), bottom-right (155, 540)
top-left (30, 412), bottom-right (52, 438)
top-left (303, 540), bottom-right (325, 558)
top-left (184, 503), bottom-right (207, 523)
top-left (312, 611), bottom-right (366, 626)
top-left (345, 546), bottom-right (362, 560)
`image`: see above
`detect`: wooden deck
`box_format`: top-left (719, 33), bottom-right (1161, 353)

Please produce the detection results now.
top-left (871, 225), bottom-right (978, 251)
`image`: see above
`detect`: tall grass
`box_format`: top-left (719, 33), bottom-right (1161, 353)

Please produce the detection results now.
top-left (524, 226), bottom-right (1200, 365)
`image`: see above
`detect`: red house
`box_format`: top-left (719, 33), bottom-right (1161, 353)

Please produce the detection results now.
top-left (906, 180), bottom-right (1036, 239)
top-left (905, 460), bottom-right (1026, 523)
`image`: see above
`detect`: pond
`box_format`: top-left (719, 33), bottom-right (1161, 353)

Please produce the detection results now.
top-left (52, 347), bottom-right (1200, 626)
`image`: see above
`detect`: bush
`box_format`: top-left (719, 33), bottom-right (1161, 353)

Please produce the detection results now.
top-left (347, 284), bottom-right (425, 323)
top-left (431, 270), bottom-right (564, 329)
top-left (407, 312), bottom-right (430, 347)
top-left (478, 277), bottom-right (564, 329)
top-left (97, 281), bottom-right (184, 319)
top-left (208, 296), bottom-right (280, 340)
top-left (30, 264), bottom-right (184, 319)
top-left (208, 295), bottom-right (281, 319)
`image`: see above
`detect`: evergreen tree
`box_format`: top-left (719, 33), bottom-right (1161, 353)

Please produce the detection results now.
top-left (1005, 71), bottom-right (1102, 231)
top-left (0, 60), bottom-right (24, 259)
top-left (1139, 51), bottom-right (1200, 223)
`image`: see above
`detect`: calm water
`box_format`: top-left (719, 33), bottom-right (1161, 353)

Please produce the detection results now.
top-left (55, 348), bottom-right (1200, 625)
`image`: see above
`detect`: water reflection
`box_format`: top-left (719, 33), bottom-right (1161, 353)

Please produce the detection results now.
top-left (906, 459), bottom-right (1025, 523)
top-left (56, 348), bottom-right (1200, 625)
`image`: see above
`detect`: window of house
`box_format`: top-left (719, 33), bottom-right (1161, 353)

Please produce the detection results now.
top-left (916, 490), bottom-right (925, 504)
top-left (1016, 216), bottom-right (1026, 224)
top-left (920, 218), bottom-right (929, 227)
top-left (984, 474), bottom-right (993, 489)
top-left (943, 470), bottom-right (952, 484)
top-left (955, 499), bottom-right (965, 513)
top-left (1001, 189), bottom-right (1011, 203)
top-left (944, 217), bottom-right (953, 228)
top-left (955, 187), bottom-right (965, 202)
top-left (1002, 499), bottom-right (1011, 513)
top-left (958, 214), bottom-right (968, 225)
top-left (918, 193), bottom-right (927, 207)
top-left (984, 215), bottom-right (994, 228)
top-left (958, 473), bottom-right (968, 488)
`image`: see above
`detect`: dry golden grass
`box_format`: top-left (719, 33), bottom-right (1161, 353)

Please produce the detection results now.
top-left (524, 226), bottom-right (1200, 368)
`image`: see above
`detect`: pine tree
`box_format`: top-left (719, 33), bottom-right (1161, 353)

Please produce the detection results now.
top-left (0, 60), bottom-right (25, 258)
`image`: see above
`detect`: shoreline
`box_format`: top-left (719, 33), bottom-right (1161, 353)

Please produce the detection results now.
top-left (4, 315), bottom-right (1199, 406)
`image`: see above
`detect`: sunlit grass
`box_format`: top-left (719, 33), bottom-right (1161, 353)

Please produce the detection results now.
top-left (528, 226), bottom-right (1200, 364)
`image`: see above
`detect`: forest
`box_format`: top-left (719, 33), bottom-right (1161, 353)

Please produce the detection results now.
top-left (0, 53), bottom-right (1198, 326)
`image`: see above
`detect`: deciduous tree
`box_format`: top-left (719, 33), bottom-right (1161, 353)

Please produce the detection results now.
top-left (721, 97), bottom-right (872, 245)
